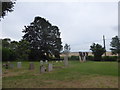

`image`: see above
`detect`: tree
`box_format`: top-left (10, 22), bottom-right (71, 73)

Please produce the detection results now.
top-left (0, 0), bottom-right (16, 19)
top-left (63, 43), bottom-right (70, 55)
top-left (110, 36), bottom-right (120, 61)
top-left (23, 16), bottom-right (62, 60)
top-left (16, 40), bottom-right (31, 61)
top-left (2, 47), bottom-right (11, 61)
top-left (2, 38), bottom-right (11, 48)
top-left (2, 38), bottom-right (18, 61)
top-left (90, 43), bottom-right (106, 61)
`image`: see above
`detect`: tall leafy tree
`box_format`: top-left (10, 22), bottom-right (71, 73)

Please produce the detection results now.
top-left (0, 0), bottom-right (16, 19)
top-left (23, 16), bottom-right (62, 60)
top-left (110, 36), bottom-right (120, 61)
top-left (90, 43), bottom-right (106, 61)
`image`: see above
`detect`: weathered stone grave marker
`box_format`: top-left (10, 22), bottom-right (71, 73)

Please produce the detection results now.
top-left (48, 63), bottom-right (53, 72)
top-left (40, 65), bottom-right (46, 73)
top-left (17, 62), bottom-right (22, 68)
top-left (45, 60), bottom-right (48, 64)
top-left (29, 62), bottom-right (34, 70)
top-left (40, 60), bottom-right (43, 65)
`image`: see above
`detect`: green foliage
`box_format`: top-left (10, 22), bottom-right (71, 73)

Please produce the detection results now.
top-left (2, 47), bottom-right (15, 61)
top-left (102, 56), bottom-right (117, 61)
top-left (0, 0), bottom-right (16, 19)
top-left (110, 36), bottom-right (120, 54)
top-left (87, 55), bottom-right (117, 61)
top-left (1, 38), bottom-right (30, 61)
top-left (69, 55), bottom-right (79, 60)
top-left (2, 38), bottom-right (17, 61)
top-left (16, 40), bottom-right (31, 61)
top-left (2, 38), bottom-right (11, 48)
top-left (86, 55), bottom-right (94, 61)
top-left (90, 43), bottom-right (106, 61)
top-left (23, 16), bottom-right (62, 60)
top-left (110, 36), bottom-right (120, 62)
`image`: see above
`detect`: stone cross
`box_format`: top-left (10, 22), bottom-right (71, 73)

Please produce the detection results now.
top-left (29, 62), bottom-right (34, 70)
top-left (17, 62), bottom-right (22, 68)
top-left (48, 64), bottom-right (53, 72)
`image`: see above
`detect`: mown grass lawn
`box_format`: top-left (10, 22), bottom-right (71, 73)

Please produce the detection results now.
top-left (2, 61), bottom-right (118, 88)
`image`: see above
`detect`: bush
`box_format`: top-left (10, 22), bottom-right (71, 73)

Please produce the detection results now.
top-left (102, 56), bottom-right (117, 61)
top-left (69, 55), bottom-right (79, 60)
top-left (87, 55), bottom-right (118, 61)
top-left (86, 55), bottom-right (94, 61)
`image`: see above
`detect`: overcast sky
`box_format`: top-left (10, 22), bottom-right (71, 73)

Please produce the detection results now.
top-left (1, 1), bottom-right (118, 52)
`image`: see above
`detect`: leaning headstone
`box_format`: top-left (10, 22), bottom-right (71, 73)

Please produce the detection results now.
top-left (64, 55), bottom-right (68, 66)
top-left (40, 65), bottom-right (46, 73)
top-left (17, 62), bottom-right (22, 68)
top-left (48, 64), bottom-right (53, 72)
top-left (29, 62), bottom-right (34, 70)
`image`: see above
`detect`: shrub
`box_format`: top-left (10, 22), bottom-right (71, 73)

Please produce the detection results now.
top-left (69, 55), bottom-right (79, 60)
top-left (102, 56), bottom-right (117, 61)
top-left (86, 55), bottom-right (94, 61)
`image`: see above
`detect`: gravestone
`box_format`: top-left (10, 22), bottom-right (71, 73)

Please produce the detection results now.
top-left (48, 64), bottom-right (53, 72)
top-left (45, 60), bottom-right (48, 64)
top-left (40, 60), bottom-right (43, 65)
top-left (56, 61), bottom-right (58, 63)
top-left (17, 62), bottom-right (22, 68)
top-left (9, 64), bottom-right (14, 68)
top-left (29, 62), bottom-right (34, 70)
top-left (64, 55), bottom-right (68, 66)
top-left (40, 65), bottom-right (46, 73)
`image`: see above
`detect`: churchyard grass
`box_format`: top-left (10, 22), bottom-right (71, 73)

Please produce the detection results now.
top-left (2, 61), bottom-right (118, 88)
